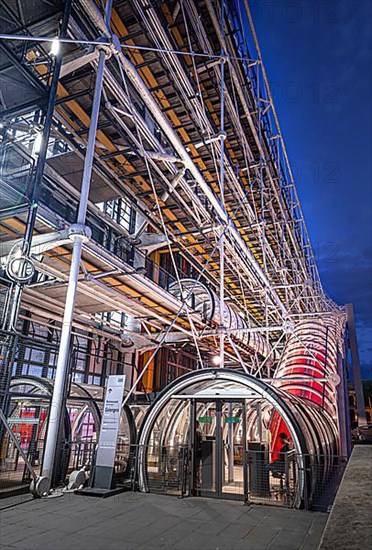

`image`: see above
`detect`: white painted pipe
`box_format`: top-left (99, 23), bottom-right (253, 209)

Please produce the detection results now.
top-left (42, 46), bottom-right (108, 487)
top-left (77, 0), bottom-right (287, 318)
top-left (117, 51), bottom-right (286, 315)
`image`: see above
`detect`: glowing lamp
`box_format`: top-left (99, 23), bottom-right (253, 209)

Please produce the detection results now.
top-left (50, 38), bottom-right (60, 56)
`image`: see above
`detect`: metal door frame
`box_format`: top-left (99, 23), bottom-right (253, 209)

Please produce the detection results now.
top-left (190, 398), bottom-right (248, 502)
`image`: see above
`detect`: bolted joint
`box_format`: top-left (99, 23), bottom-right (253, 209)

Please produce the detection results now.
top-left (328, 373), bottom-right (341, 387)
top-left (96, 36), bottom-right (113, 58)
top-left (283, 320), bottom-right (295, 334)
top-left (68, 224), bottom-right (92, 243)
top-left (121, 333), bottom-right (134, 348)
top-left (96, 34), bottom-right (121, 58)
top-left (110, 33), bottom-right (122, 55)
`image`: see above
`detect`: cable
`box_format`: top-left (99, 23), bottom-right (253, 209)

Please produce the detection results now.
top-left (115, 57), bottom-right (205, 370)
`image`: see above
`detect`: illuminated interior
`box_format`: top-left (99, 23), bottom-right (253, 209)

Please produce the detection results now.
top-left (137, 368), bottom-right (343, 507)
top-left (4, 376), bottom-right (135, 486)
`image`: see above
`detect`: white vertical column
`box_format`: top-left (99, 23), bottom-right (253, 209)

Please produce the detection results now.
top-left (42, 10), bottom-right (111, 483)
top-left (227, 403), bottom-right (234, 483)
top-left (337, 351), bottom-right (351, 457)
top-left (219, 1), bottom-right (226, 368)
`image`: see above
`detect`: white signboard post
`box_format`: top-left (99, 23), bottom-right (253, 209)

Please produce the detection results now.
top-left (94, 375), bottom-right (126, 489)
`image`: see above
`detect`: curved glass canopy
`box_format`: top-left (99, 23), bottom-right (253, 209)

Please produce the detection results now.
top-left (136, 369), bottom-right (340, 507)
top-left (7, 375), bottom-right (135, 484)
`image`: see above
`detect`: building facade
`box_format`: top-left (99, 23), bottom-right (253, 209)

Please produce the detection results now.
top-left (0, 0), bottom-right (365, 505)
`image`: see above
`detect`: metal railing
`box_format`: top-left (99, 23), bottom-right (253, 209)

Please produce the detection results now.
top-left (0, 433), bottom-right (97, 494)
top-left (0, 433), bottom-right (347, 509)
top-left (114, 444), bottom-right (347, 510)
top-left (69, 441), bottom-right (96, 473)
top-left (303, 454), bottom-right (348, 512)
top-left (0, 412), bottom-right (42, 494)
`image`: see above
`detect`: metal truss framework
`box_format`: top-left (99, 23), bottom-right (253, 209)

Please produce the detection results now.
top-left (0, 1), bottom-right (341, 325)
top-left (0, 0), bottom-right (355, 484)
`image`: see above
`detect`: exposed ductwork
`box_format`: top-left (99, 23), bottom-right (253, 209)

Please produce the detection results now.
top-left (77, 0), bottom-right (288, 321)
top-left (274, 316), bottom-right (345, 443)
top-left (168, 278), bottom-right (273, 358)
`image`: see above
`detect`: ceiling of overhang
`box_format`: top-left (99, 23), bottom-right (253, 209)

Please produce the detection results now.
top-left (46, 152), bottom-right (118, 203)
top-left (0, 1), bottom-right (63, 115)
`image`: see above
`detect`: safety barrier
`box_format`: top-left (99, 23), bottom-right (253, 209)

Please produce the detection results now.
top-left (117, 444), bottom-right (347, 511)
top-left (0, 434), bottom-right (96, 495)
top-left (0, 435), bottom-right (346, 510)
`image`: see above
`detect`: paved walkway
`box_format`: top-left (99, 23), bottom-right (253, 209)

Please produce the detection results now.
top-left (0, 492), bottom-right (327, 550)
top-left (319, 445), bottom-right (372, 549)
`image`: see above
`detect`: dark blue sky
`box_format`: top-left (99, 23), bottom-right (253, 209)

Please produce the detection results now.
top-left (249, 0), bottom-right (372, 377)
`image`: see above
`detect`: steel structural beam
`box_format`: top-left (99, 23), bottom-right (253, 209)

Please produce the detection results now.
top-left (346, 303), bottom-right (367, 427)
top-left (41, 2), bottom-right (113, 486)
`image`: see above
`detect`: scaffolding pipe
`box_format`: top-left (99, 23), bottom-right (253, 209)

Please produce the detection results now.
top-left (41, 9), bottom-right (111, 484)
top-left (219, 1), bottom-right (226, 368)
top-left (243, 0), bottom-right (323, 292)
top-left (78, 0), bottom-right (287, 318)
top-left (204, 0), bottom-right (311, 296)
top-left (2, 0), bottom-right (73, 334)
top-left (0, 0), bottom-right (73, 448)
top-left (117, 51), bottom-right (287, 310)
top-left (76, 1), bottom-right (288, 323)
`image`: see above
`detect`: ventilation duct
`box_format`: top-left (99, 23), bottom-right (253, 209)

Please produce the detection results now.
top-left (168, 278), bottom-right (272, 358)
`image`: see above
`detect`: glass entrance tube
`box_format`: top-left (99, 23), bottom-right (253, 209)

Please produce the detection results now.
top-left (137, 369), bottom-right (310, 507)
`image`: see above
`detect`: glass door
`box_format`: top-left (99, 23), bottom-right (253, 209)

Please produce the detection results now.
top-left (221, 400), bottom-right (247, 500)
top-left (191, 399), bottom-right (248, 501)
top-left (193, 400), bottom-right (218, 496)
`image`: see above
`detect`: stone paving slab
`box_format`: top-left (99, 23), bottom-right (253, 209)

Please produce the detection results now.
top-left (0, 491), bottom-right (327, 550)
top-left (319, 445), bottom-right (372, 550)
